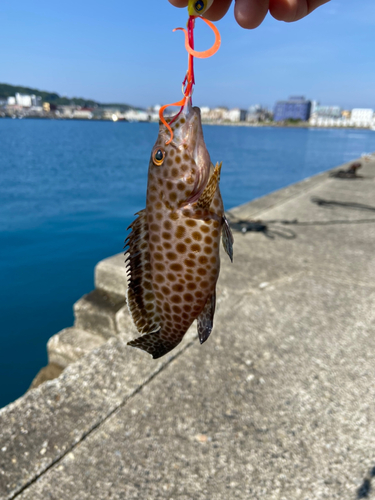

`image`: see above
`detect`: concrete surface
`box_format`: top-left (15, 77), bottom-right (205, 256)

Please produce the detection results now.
top-left (95, 253), bottom-right (129, 297)
top-left (1, 157), bottom-right (375, 500)
top-left (73, 289), bottom-right (126, 339)
top-left (47, 328), bottom-right (106, 368)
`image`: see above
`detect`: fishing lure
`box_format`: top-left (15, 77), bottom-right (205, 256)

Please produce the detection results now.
top-left (159, 1), bottom-right (221, 144)
top-left (125, 1), bottom-right (233, 359)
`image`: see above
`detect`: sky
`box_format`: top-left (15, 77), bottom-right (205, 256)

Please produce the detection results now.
top-left (0, 0), bottom-right (374, 110)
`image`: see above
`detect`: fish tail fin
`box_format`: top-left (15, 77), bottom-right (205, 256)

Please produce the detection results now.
top-left (127, 330), bottom-right (180, 359)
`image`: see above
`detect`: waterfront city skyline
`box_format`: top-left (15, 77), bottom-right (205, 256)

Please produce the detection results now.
top-left (1, 1), bottom-right (374, 110)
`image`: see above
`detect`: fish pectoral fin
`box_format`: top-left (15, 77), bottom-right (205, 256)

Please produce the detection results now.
top-left (127, 330), bottom-right (180, 359)
top-left (196, 161), bottom-right (222, 210)
top-left (197, 291), bottom-right (216, 344)
top-left (222, 215), bottom-right (234, 263)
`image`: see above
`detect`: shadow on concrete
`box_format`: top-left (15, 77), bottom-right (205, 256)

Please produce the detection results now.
top-left (311, 197), bottom-right (375, 212)
top-left (357, 466), bottom-right (375, 499)
top-left (228, 217), bottom-right (375, 235)
top-left (228, 219), bottom-right (297, 239)
top-left (269, 218), bottom-right (375, 227)
top-left (227, 197), bottom-right (375, 239)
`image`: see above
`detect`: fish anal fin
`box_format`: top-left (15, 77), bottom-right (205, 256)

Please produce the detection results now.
top-left (127, 330), bottom-right (180, 359)
top-left (222, 215), bottom-right (234, 262)
top-left (125, 209), bottom-right (160, 335)
top-left (197, 290), bottom-right (216, 344)
top-left (196, 162), bottom-right (222, 210)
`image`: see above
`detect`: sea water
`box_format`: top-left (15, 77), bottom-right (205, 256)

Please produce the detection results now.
top-left (0, 118), bottom-right (374, 408)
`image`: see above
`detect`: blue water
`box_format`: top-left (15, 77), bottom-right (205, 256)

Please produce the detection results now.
top-left (1, 119), bottom-right (374, 408)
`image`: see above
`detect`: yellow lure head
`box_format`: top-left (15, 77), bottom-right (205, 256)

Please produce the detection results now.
top-left (188, 0), bottom-right (214, 16)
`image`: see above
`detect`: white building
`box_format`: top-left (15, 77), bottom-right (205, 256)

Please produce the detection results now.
top-left (15, 93), bottom-right (32, 107)
top-left (223, 108), bottom-right (247, 122)
top-left (350, 108), bottom-right (374, 127)
top-left (309, 110), bottom-right (375, 129)
top-left (72, 108), bottom-right (93, 120)
top-left (310, 117), bottom-right (346, 127)
top-left (7, 93), bottom-right (42, 108)
top-left (200, 107), bottom-right (227, 122)
top-left (313, 105), bottom-right (341, 119)
top-left (200, 106), bottom-right (210, 118)
top-left (123, 109), bottom-right (150, 122)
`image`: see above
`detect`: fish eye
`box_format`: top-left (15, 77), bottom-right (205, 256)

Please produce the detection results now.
top-left (152, 148), bottom-right (165, 166)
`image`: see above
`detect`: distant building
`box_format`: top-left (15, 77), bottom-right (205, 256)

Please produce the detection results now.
top-left (223, 108), bottom-right (247, 122)
top-left (309, 116), bottom-right (348, 128)
top-left (200, 106), bottom-right (210, 117)
top-left (123, 109), bottom-right (150, 122)
top-left (309, 102), bottom-right (343, 127)
top-left (57, 105), bottom-right (77, 118)
top-left (200, 107), bottom-right (227, 122)
top-left (31, 95), bottom-right (42, 107)
top-left (351, 108), bottom-right (374, 127)
top-left (15, 93), bottom-right (32, 107)
top-left (101, 108), bottom-right (120, 120)
top-left (273, 96), bottom-right (311, 122)
top-left (246, 105), bottom-right (272, 123)
top-left (72, 108), bottom-right (93, 120)
top-left (6, 93), bottom-right (42, 108)
top-left (310, 100), bottom-right (319, 115)
top-left (312, 105), bottom-right (341, 119)
top-left (147, 104), bottom-right (161, 121)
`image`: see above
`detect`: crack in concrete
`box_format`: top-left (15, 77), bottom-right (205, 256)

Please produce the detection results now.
top-left (10, 338), bottom-right (196, 500)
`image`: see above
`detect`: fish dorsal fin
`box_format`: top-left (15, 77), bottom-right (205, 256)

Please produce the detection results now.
top-left (222, 215), bottom-right (234, 262)
top-left (196, 162), bottom-right (222, 210)
top-left (125, 209), bottom-right (160, 335)
top-left (197, 290), bottom-right (216, 344)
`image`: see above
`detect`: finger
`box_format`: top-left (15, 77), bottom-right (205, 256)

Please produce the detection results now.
top-left (203, 0), bottom-right (233, 21)
top-left (269, 0), bottom-right (330, 22)
top-left (234, 0), bottom-right (270, 29)
top-left (168, 0), bottom-right (189, 7)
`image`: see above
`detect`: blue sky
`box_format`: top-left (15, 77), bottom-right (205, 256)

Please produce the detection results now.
top-left (0, 1), bottom-right (374, 110)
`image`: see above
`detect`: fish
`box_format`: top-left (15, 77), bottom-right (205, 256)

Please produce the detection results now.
top-left (125, 97), bottom-right (233, 359)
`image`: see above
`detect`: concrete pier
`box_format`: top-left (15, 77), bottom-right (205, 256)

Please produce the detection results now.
top-left (1, 157), bottom-right (375, 500)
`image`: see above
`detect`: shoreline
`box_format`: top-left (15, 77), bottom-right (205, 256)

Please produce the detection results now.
top-left (0, 115), bottom-right (373, 131)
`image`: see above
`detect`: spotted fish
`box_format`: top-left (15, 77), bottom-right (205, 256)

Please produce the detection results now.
top-left (125, 98), bottom-right (233, 359)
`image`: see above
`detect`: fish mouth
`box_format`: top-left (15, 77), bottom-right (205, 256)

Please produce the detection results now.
top-left (172, 98), bottom-right (211, 203)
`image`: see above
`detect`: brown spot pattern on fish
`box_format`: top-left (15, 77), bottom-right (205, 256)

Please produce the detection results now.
top-left (126, 100), bottom-right (233, 359)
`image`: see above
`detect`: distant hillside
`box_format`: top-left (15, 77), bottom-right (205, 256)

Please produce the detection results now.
top-left (0, 83), bottom-right (135, 109)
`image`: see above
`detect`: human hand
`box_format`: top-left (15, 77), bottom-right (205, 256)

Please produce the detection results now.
top-left (168, 0), bottom-right (330, 29)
